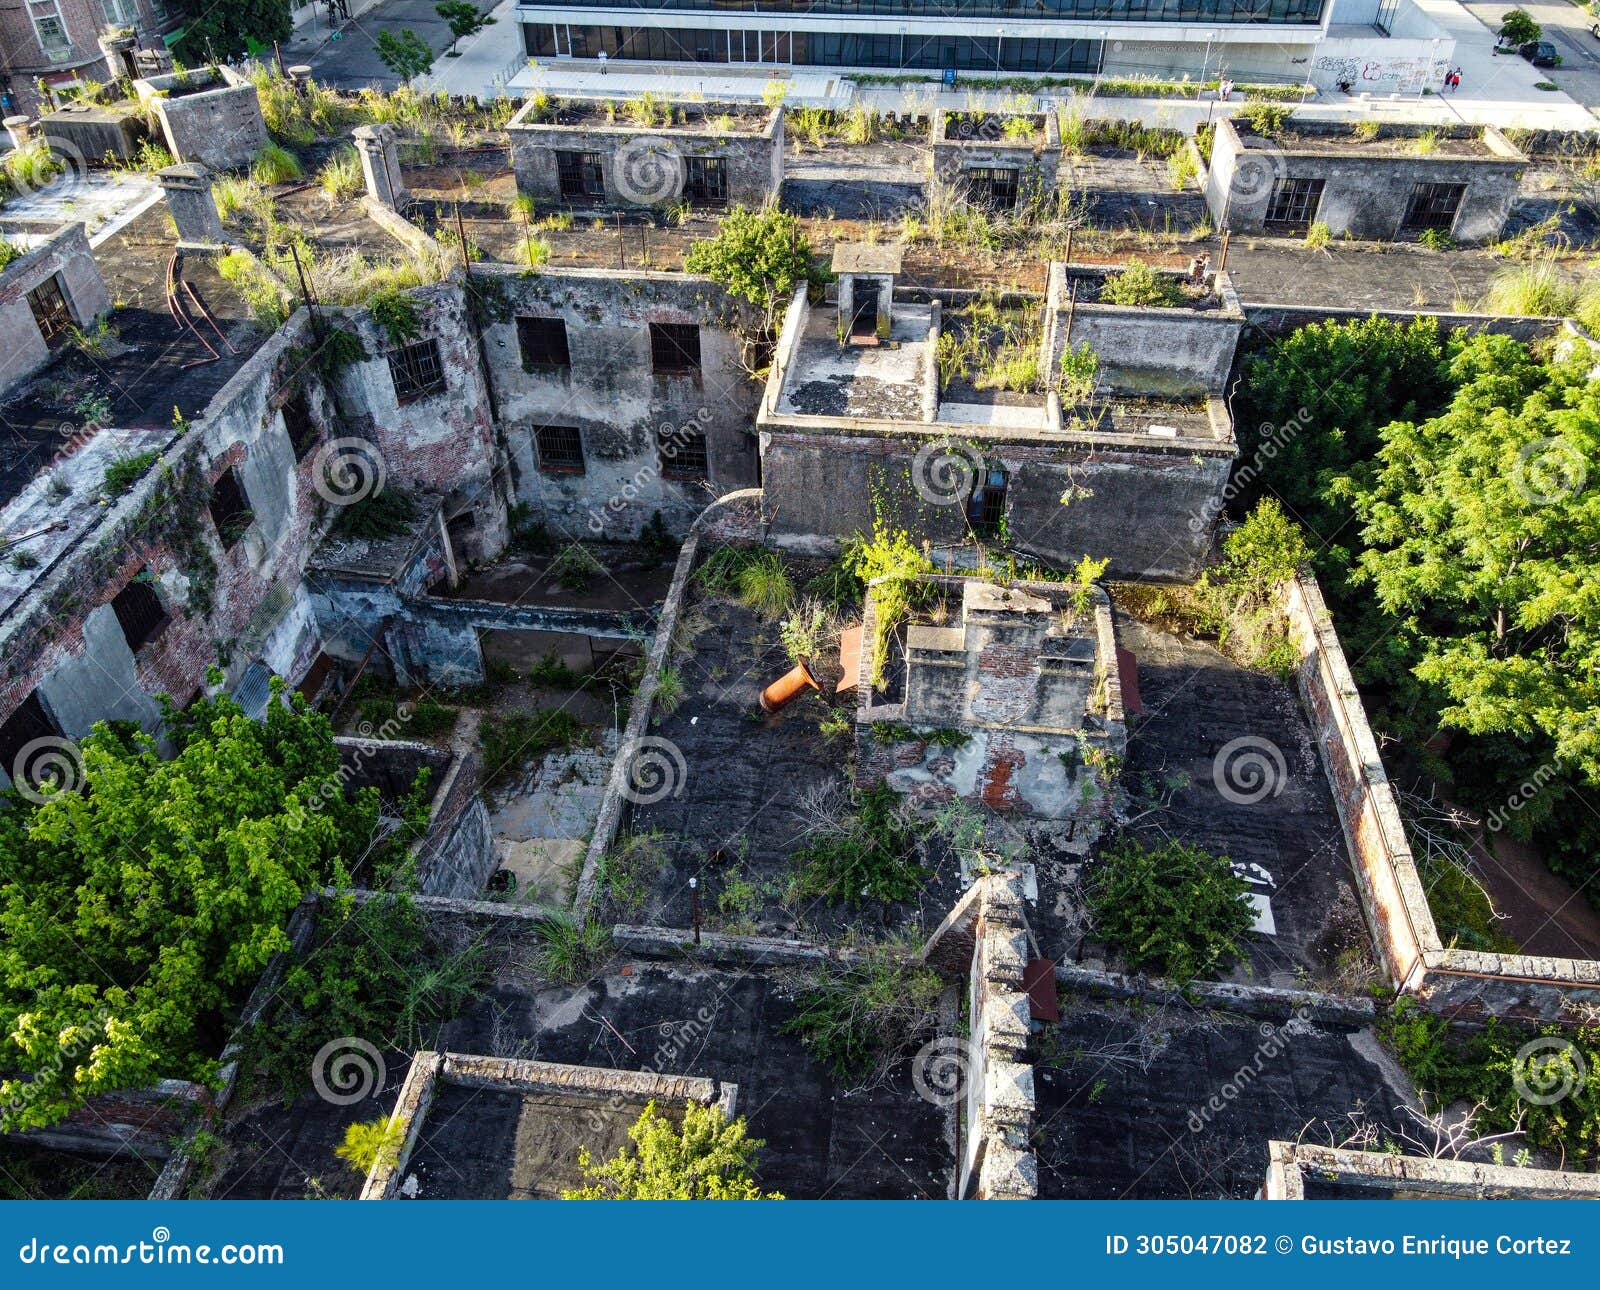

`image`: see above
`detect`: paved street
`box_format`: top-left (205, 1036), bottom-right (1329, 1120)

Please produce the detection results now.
top-left (288, 0), bottom-right (516, 92)
top-left (1462, 0), bottom-right (1600, 106)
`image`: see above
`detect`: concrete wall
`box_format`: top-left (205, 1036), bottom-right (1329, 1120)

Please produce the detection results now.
top-left (761, 422), bottom-right (1234, 581)
top-left (929, 109), bottom-right (1061, 206)
top-left (135, 67), bottom-right (268, 172)
top-left (506, 102), bottom-right (783, 209)
top-left (1285, 573), bottom-right (1600, 1023)
top-left (1204, 117), bottom-right (1526, 242)
top-left (0, 223), bottom-right (112, 397)
top-left (477, 265), bottom-right (759, 540)
top-left (1042, 261), bottom-right (1245, 397)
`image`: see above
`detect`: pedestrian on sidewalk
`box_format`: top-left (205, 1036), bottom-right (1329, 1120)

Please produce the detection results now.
top-left (1218, 76), bottom-right (1233, 101)
top-left (598, 50), bottom-right (608, 75)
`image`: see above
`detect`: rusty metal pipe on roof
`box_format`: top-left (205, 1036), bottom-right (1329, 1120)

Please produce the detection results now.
top-left (759, 659), bottom-right (820, 713)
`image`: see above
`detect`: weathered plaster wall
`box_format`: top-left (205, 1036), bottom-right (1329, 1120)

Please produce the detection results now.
top-left (1204, 118), bottom-right (1525, 242)
top-left (1042, 261), bottom-right (1245, 397)
top-left (136, 67), bottom-right (268, 172)
top-left (761, 424), bottom-right (1233, 581)
top-left (477, 265), bottom-right (759, 539)
top-left (0, 222), bottom-right (112, 397)
top-left (506, 103), bottom-right (782, 209)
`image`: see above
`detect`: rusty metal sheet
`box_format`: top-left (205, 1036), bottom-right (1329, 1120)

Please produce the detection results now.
top-left (1025, 958), bottom-right (1060, 1022)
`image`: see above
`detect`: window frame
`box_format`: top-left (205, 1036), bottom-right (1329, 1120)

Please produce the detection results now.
top-left (648, 322), bottom-right (701, 376)
top-left (387, 338), bottom-right (447, 405)
top-left (555, 149), bottom-right (606, 200)
top-left (684, 155), bottom-right (728, 208)
top-left (1400, 181), bottom-right (1466, 233)
top-left (28, 1), bottom-right (72, 62)
top-left (534, 423), bottom-right (586, 474)
top-left (1263, 176), bottom-right (1325, 231)
top-left (658, 424), bottom-right (709, 483)
top-left (516, 315), bottom-right (572, 370)
top-left (208, 465), bottom-right (253, 551)
top-left (110, 572), bottom-right (170, 653)
top-left (27, 275), bottom-right (72, 345)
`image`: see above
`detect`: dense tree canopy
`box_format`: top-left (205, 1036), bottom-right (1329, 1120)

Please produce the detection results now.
top-left (1238, 321), bottom-right (1600, 890)
top-left (563, 1102), bottom-right (782, 1199)
top-left (173, 0), bottom-right (292, 66)
top-left (1341, 337), bottom-right (1600, 780)
top-left (0, 682), bottom-right (387, 1130)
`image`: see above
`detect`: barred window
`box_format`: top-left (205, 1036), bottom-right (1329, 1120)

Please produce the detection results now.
top-left (517, 316), bottom-right (570, 369)
top-left (658, 424), bottom-right (708, 482)
top-left (535, 424), bottom-right (585, 474)
top-left (556, 150), bottom-right (605, 200)
top-left (685, 156), bottom-right (727, 207)
top-left (965, 166), bottom-right (1020, 211)
top-left (388, 339), bottom-right (445, 404)
top-left (649, 323), bottom-right (700, 375)
top-left (1401, 182), bottom-right (1465, 233)
top-left (1264, 177), bottom-right (1324, 231)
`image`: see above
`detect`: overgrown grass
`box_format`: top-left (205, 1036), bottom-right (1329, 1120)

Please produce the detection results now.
top-left (317, 148), bottom-right (364, 201)
top-left (1480, 256), bottom-right (1600, 332)
top-left (478, 708), bottom-right (585, 785)
top-left (794, 786), bottom-right (929, 905)
top-left (533, 910), bottom-right (612, 984)
top-left (777, 947), bottom-right (942, 1081)
top-left (251, 141), bottom-right (304, 186)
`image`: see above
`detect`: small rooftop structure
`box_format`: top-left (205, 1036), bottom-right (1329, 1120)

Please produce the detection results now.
top-left (1263, 1140), bottom-right (1600, 1200)
top-left (859, 578), bottom-right (1125, 832)
top-left (831, 242), bottom-right (904, 277)
top-left (1204, 118), bottom-right (1527, 243)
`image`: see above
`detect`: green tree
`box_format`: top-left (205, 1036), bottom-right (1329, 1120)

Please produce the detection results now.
top-left (1341, 335), bottom-right (1600, 782)
top-left (1086, 837), bottom-right (1255, 984)
top-left (1235, 314), bottom-right (1450, 546)
top-left (683, 204), bottom-right (821, 338)
top-left (563, 1102), bottom-right (783, 1199)
top-left (336, 1116), bottom-right (408, 1174)
top-left (376, 28), bottom-right (435, 85)
top-left (172, 0), bottom-right (291, 64)
top-left (435, 1), bottom-right (494, 55)
top-left (0, 680), bottom-right (388, 1131)
top-left (1499, 9), bottom-right (1541, 45)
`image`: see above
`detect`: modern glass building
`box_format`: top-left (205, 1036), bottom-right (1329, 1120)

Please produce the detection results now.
top-left (514, 0), bottom-right (1337, 81)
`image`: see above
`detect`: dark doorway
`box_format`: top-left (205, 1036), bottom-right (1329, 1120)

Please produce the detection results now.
top-left (851, 291), bottom-right (878, 340)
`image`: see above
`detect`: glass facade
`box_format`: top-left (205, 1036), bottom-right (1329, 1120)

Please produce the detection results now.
top-left (518, 0), bottom-right (1324, 25)
top-left (525, 24), bottom-right (1105, 71)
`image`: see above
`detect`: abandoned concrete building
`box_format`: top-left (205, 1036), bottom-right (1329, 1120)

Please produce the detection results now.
top-left (1202, 118), bottom-right (1528, 242)
top-left (2, 68), bottom-right (1600, 1205)
top-left (507, 100), bottom-right (784, 211)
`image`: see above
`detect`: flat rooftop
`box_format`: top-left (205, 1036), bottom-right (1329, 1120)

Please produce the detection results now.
top-left (509, 99), bottom-right (773, 133)
top-left (1032, 994), bottom-right (1412, 1199)
top-left (1236, 124), bottom-right (1503, 159)
top-left (776, 302), bottom-right (931, 420)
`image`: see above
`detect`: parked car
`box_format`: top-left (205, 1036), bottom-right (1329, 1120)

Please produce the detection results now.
top-left (1520, 40), bottom-right (1560, 67)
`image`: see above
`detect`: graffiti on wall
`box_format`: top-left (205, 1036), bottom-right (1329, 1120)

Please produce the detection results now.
top-left (1312, 51), bottom-right (1449, 93)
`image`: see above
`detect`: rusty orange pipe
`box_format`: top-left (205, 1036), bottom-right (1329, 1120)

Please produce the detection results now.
top-left (760, 659), bottom-right (821, 713)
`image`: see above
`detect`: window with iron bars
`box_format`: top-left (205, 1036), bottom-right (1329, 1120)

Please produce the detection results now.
top-left (965, 166), bottom-right (1020, 211)
top-left (649, 323), bottom-right (700, 375)
top-left (388, 339), bottom-right (446, 404)
top-left (658, 424), bottom-right (708, 482)
top-left (517, 316), bottom-right (571, 369)
top-left (685, 156), bottom-right (727, 207)
top-left (535, 424), bottom-right (586, 474)
top-left (1264, 177), bottom-right (1324, 231)
top-left (556, 150), bottom-right (606, 200)
top-left (1401, 182), bottom-right (1465, 233)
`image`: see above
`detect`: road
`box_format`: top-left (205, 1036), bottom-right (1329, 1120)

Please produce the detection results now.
top-left (285, 0), bottom-right (465, 91)
top-left (1462, 0), bottom-right (1600, 106)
